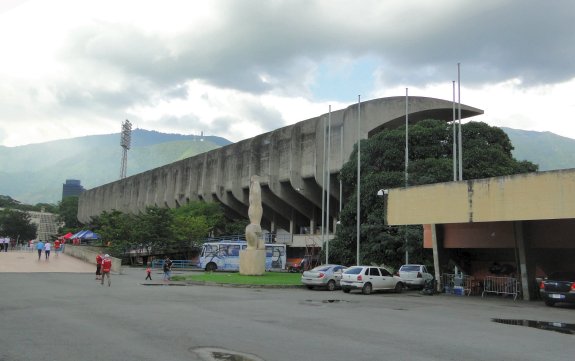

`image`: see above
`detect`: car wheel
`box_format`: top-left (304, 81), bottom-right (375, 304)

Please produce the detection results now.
top-left (327, 280), bottom-right (336, 291)
top-left (395, 282), bottom-right (404, 293)
top-left (306, 285), bottom-right (314, 290)
top-left (342, 287), bottom-right (351, 293)
top-left (545, 299), bottom-right (555, 307)
top-left (362, 283), bottom-right (372, 295)
top-left (205, 263), bottom-right (217, 272)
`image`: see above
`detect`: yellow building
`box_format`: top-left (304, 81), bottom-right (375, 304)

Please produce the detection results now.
top-left (384, 169), bottom-right (575, 300)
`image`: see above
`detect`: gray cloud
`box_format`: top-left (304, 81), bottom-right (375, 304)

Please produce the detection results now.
top-left (59, 0), bottom-right (575, 100)
top-left (3, 0), bottom-right (574, 147)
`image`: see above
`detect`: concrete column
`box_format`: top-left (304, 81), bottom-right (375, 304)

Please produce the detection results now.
top-left (514, 221), bottom-right (534, 301)
top-left (289, 209), bottom-right (295, 235)
top-left (431, 224), bottom-right (442, 292)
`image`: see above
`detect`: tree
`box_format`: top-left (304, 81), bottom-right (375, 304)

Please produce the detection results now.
top-left (58, 196), bottom-right (82, 230)
top-left (132, 206), bottom-right (174, 252)
top-left (0, 208), bottom-right (37, 242)
top-left (90, 210), bottom-right (134, 243)
top-left (330, 120), bottom-right (538, 270)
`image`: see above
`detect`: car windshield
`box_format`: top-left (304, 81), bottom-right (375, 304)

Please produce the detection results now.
top-left (344, 267), bottom-right (363, 275)
top-left (547, 271), bottom-right (575, 281)
top-left (400, 265), bottom-right (420, 272)
top-left (311, 266), bottom-right (331, 272)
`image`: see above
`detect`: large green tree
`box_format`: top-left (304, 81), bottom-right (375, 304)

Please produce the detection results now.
top-left (0, 208), bottom-right (37, 241)
top-left (330, 120), bottom-right (538, 270)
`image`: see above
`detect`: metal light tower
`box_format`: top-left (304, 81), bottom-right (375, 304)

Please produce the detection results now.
top-left (120, 119), bottom-right (132, 179)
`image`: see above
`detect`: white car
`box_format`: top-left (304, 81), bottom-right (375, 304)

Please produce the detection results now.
top-left (340, 266), bottom-right (404, 295)
top-left (398, 264), bottom-right (433, 289)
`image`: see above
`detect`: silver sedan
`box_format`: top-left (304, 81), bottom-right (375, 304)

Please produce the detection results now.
top-left (301, 264), bottom-right (347, 291)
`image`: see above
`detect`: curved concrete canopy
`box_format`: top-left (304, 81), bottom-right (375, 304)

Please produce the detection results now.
top-left (78, 96), bottom-right (483, 234)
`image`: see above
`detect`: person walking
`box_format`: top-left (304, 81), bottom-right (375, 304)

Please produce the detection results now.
top-left (145, 266), bottom-right (152, 280)
top-left (54, 239), bottom-right (61, 257)
top-left (44, 241), bottom-right (51, 260)
top-left (101, 254), bottom-right (112, 287)
top-left (163, 257), bottom-right (172, 281)
top-left (95, 252), bottom-right (103, 280)
top-left (36, 240), bottom-right (44, 261)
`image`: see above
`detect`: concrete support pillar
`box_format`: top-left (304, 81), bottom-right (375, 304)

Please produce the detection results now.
top-left (431, 224), bottom-right (442, 292)
top-left (289, 209), bottom-right (295, 235)
top-left (270, 214), bottom-right (276, 234)
top-left (515, 221), bottom-right (535, 301)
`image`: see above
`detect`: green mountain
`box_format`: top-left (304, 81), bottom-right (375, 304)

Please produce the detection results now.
top-left (501, 127), bottom-right (575, 171)
top-left (0, 129), bottom-right (230, 205)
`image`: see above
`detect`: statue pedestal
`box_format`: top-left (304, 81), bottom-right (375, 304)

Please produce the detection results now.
top-left (239, 249), bottom-right (266, 275)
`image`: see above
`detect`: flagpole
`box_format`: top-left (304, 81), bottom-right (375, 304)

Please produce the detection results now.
top-left (452, 80), bottom-right (457, 181)
top-left (458, 63), bottom-right (463, 181)
top-left (326, 105), bottom-right (332, 264)
top-left (339, 118), bottom-right (343, 214)
top-left (404, 88), bottom-right (409, 265)
top-left (321, 114), bottom-right (327, 253)
top-left (356, 95), bottom-right (361, 266)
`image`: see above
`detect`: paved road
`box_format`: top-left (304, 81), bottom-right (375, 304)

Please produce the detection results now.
top-left (0, 252), bottom-right (574, 361)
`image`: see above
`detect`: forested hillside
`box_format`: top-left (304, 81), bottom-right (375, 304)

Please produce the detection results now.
top-left (0, 129), bottom-right (230, 204)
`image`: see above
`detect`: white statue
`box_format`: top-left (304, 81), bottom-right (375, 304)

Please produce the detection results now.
top-left (245, 175), bottom-right (264, 250)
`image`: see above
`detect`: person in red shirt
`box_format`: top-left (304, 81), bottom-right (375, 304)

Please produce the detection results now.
top-left (54, 240), bottom-right (61, 257)
top-left (101, 254), bottom-right (112, 287)
top-left (145, 266), bottom-right (152, 280)
top-left (95, 252), bottom-right (103, 280)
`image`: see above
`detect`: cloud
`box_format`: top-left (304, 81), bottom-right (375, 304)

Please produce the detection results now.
top-left (0, 0), bottom-right (575, 147)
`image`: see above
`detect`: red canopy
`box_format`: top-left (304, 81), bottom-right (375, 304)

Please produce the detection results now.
top-left (62, 232), bottom-right (73, 239)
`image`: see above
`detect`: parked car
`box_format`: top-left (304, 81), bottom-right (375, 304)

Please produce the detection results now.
top-left (539, 271), bottom-right (575, 307)
top-left (397, 264), bottom-right (434, 289)
top-left (340, 266), bottom-right (404, 295)
top-left (301, 264), bottom-right (347, 291)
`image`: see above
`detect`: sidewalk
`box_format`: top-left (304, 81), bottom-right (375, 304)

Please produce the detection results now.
top-left (0, 250), bottom-right (95, 273)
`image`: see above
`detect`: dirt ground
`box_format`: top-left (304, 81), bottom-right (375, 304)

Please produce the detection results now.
top-left (0, 250), bottom-right (95, 273)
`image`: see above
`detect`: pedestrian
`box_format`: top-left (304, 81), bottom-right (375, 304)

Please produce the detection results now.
top-left (101, 254), bottom-right (112, 287)
top-left (163, 256), bottom-right (172, 281)
top-left (145, 265), bottom-right (152, 280)
top-left (95, 252), bottom-right (103, 280)
top-left (36, 240), bottom-right (44, 261)
top-left (44, 241), bottom-right (51, 260)
top-left (54, 239), bottom-right (61, 257)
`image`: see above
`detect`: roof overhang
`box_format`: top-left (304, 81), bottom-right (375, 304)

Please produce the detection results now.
top-left (385, 169), bottom-right (575, 225)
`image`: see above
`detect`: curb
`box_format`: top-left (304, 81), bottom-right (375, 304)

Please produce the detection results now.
top-left (141, 280), bottom-right (304, 289)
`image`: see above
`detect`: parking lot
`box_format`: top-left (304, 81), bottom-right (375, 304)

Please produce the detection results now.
top-left (1, 256), bottom-right (574, 361)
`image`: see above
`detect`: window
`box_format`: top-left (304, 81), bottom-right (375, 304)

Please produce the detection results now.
top-left (344, 267), bottom-right (363, 275)
top-left (400, 265), bottom-right (420, 272)
top-left (380, 268), bottom-right (392, 277)
top-left (368, 268), bottom-right (381, 276)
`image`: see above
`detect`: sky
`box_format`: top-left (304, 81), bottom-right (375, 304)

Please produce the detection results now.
top-left (0, 0), bottom-right (574, 147)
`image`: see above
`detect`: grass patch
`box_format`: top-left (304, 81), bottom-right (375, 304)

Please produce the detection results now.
top-left (171, 272), bottom-right (302, 285)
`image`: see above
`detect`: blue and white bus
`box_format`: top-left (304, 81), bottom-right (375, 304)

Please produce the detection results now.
top-left (199, 240), bottom-right (286, 272)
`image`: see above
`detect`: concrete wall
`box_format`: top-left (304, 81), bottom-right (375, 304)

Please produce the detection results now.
top-left (64, 245), bottom-right (122, 274)
top-left (78, 96), bottom-right (483, 235)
